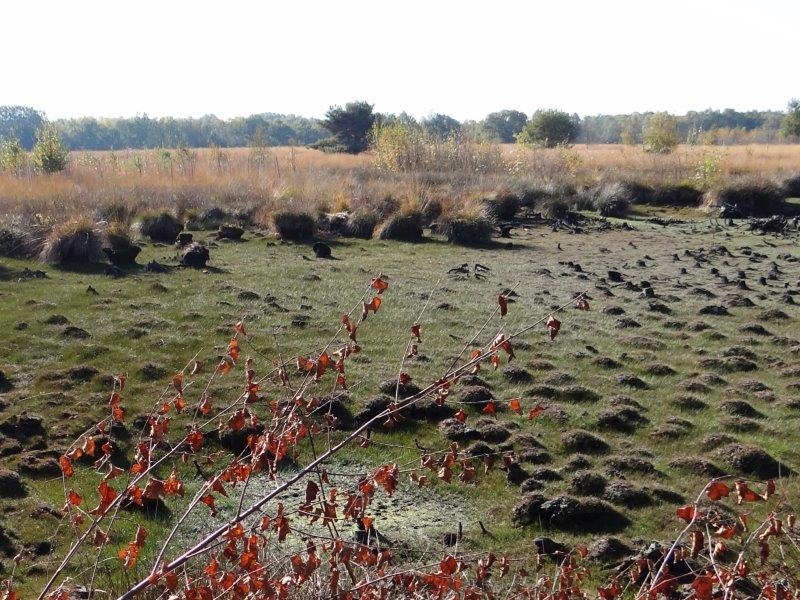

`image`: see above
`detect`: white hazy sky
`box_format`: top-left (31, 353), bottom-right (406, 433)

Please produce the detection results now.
top-left (3, 0), bottom-right (798, 121)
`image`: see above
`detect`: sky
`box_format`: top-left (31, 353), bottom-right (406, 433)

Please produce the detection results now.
top-left (3, 0), bottom-right (798, 122)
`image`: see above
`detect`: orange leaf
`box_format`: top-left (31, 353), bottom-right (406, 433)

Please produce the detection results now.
top-left (575, 297), bottom-right (590, 311)
top-left (691, 573), bottom-right (715, 600)
top-left (706, 481), bottom-right (730, 501)
top-left (234, 320), bottom-right (247, 335)
top-left (546, 315), bottom-right (561, 341)
top-left (454, 409), bottom-right (468, 423)
top-left (439, 554), bottom-right (459, 576)
top-left (59, 455), bottom-right (75, 477)
top-left (482, 402), bottom-right (496, 415)
top-left (228, 338), bottom-right (240, 362)
top-left (528, 404), bottom-right (546, 419)
top-left (217, 357), bottom-right (233, 374)
top-left (190, 360), bottom-right (204, 375)
top-left (676, 505), bottom-right (698, 523)
top-left (411, 322), bottom-right (422, 341)
top-left (67, 489), bottom-right (82, 506)
top-left (172, 372), bottom-right (183, 393)
top-left (370, 277), bottom-right (389, 294)
top-left (508, 398), bottom-right (522, 414)
top-left (200, 494), bottom-right (217, 516)
top-left (498, 295), bottom-right (508, 317)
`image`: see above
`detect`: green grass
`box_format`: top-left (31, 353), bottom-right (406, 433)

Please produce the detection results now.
top-left (0, 220), bottom-right (799, 595)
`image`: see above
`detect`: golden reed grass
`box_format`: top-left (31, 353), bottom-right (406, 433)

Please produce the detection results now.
top-left (1, 144), bottom-right (797, 222)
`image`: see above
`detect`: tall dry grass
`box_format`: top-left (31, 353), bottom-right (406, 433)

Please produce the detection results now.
top-left (1, 143), bottom-right (798, 224)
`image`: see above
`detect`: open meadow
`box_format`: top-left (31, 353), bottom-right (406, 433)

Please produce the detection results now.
top-left (0, 145), bottom-right (799, 598)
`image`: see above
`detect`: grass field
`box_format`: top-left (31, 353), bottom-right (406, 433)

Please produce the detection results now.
top-left (1, 210), bottom-right (798, 596)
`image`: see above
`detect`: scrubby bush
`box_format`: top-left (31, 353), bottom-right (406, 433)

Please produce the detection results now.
top-left (781, 174), bottom-right (800, 199)
top-left (540, 198), bottom-right (570, 219)
top-left (102, 222), bottom-right (141, 266)
top-left (94, 203), bottom-right (137, 226)
top-left (135, 211), bottom-right (183, 243)
top-left (439, 205), bottom-right (494, 247)
top-left (377, 211), bottom-right (424, 242)
top-left (40, 219), bottom-right (105, 265)
top-left (31, 122), bottom-right (69, 173)
top-left (651, 184), bottom-right (703, 206)
top-left (704, 179), bottom-right (785, 217)
top-left (483, 189), bottom-right (520, 221)
top-left (593, 182), bottom-right (634, 217)
top-left (0, 218), bottom-right (42, 258)
top-left (273, 210), bottom-right (315, 241)
top-left (343, 211), bottom-right (378, 239)
top-left (185, 206), bottom-right (255, 230)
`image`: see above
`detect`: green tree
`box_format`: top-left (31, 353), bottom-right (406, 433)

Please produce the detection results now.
top-left (32, 122), bottom-right (69, 173)
top-left (517, 109), bottom-right (577, 147)
top-left (643, 112), bottom-right (679, 153)
top-left (780, 99), bottom-right (800, 139)
top-left (319, 101), bottom-right (376, 153)
top-left (0, 137), bottom-right (27, 174)
top-left (421, 113), bottom-right (461, 139)
top-left (481, 110), bottom-right (528, 143)
top-left (0, 105), bottom-right (45, 150)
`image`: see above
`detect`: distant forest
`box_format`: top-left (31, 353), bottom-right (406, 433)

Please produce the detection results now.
top-left (0, 104), bottom-right (792, 151)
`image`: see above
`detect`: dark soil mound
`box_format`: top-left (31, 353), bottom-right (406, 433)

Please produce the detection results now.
top-left (603, 455), bottom-right (656, 474)
top-left (438, 418), bottom-right (480, 442)
top-left (569, 470), bottom-right (608, 495)
top-left (671, 395), bottom-right (708, 411)
top-left (587, 537), bottom-right (634, 564)
top-left (539, 495), bottom-right (630, 533)
top-left (0, 468), bottom-right (26, 498)
top-left (644, 363), bottom-right (676, 376)
top-left (558, 385), bottom-right (601, 403)
top-left (562, 429), bottom-right (610, 454)
top-left (716, 443), bottom-right (790, 479)
top-left (699, 305), bottom-right (730, 316)
top-left (475, 420), bottom-right (512, 443)
top-left (719, 400), bottom-right (764, 419)
top-left (603, 481), bottom-right (652, 508)
top-left (593, 356), bottom-right (621, 369)
top-left (701, 433), bottom-right (738, 450)
top-left (616, 373), bottom-right (649, 389)
top-left (502, 366), bottom-right (533, 383)
top-left (597, 406), bottom-right (648, 432)
top-left (667, 456), bottom-right (726, 477)
top-left (379, 378), bottom-right (422, 399)
top-left (615, 318), bottom-right (641, 329)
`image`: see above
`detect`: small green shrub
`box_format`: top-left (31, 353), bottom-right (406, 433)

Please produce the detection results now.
top-left (439, 214), bottom-right (494, 247)
top-left (377, 211), bottom-right (424, 242)
top-left (40, 219), bottom-right (105, 265)
top-left (136, 211), bottom-right (183, 243)
top-left (273, 211), bottom-right (315, 241)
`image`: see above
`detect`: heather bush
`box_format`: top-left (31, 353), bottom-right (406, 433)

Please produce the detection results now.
top-left (273, 210), bottom-right (315, 241)
top-left (135, 210), bottom-right (183, 243)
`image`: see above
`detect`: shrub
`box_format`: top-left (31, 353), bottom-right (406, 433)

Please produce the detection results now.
top-left (377, 211), bottom-right (424, 242)
top-left (593, 182), bottom-right (634, 217)
top-left (780, 174), bottom-right (800, 199)
top-left (517, 109), bottom-right (577, 148)
top-left (483, 189), bottom-right (520, 221)
top-left (0, 219), bottom-right (42, 258)
top-left (438, 208), bottom-right (494, 247)
top-left (540, 198), bottom-right (570, 219)
top-left (703, 179), bottom-right (785, 217)
top-left (650, 184), bottom-right (703, 206)
top-left (185, 206), bottom-right (255, 230)
top-left (40, 219), bottom-right (105, 265)
top-left (94, 203), bottom-right (137, 226)
top-left (343, 211), bottom-right (378, 239)
top-left (135, 211), bottom-right (183, 243)
top-left (101, 221), bottom-right (141, 266)
top-left (31, 122), bottom-right (69, 173)
top-left (273, 210), bottom-right (315, 241)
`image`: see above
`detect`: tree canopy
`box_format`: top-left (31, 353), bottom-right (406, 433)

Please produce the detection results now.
top-left (517, 109), bottom-right (577, 147)
top-left (319, 101), bottom-right (376, 153)
top-left (781, 99), bottom-right (800, 139)
top-left (480, 110), bottom-right (528, 143)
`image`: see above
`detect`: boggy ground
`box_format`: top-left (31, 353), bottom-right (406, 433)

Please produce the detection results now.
top-left (0, 215), bottom-right (798, 594)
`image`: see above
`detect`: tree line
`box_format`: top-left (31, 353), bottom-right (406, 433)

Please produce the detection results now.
top-left (1, 102), bottom-right (799, 156)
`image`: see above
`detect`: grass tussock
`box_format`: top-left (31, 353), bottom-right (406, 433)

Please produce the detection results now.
top-left (377, 211), bottom-right (424, 242)
top-left (0, 217), bottom-right (44, 258)
top-left (134, 211), bottom-right (183, 243)
top-left (703, 178), bottom-right (786, 217)
top-left (439, 202), bottom-right (494, 246)
top-left (273, 210), bottom-right (316, 241)
top-left (40, 218), bottom-right (105, 265)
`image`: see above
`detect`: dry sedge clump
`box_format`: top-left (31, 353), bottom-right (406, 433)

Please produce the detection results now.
top-left (377, 210), bottom-right (424, 242)
top-left (273, 210), bottom-right (315, 241)
top-left (102, 222), bottom-right (141, 266)
top-left (703, 178), bottom-right (786, 217)
top-left (438, 201), bottom-right (494, 247)
top-left (135, 210), bottom-right (183, 243)
top-left (40, 218), bottom-right (106, 265)
top-left (0, 219), bottom-right (43, 258)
